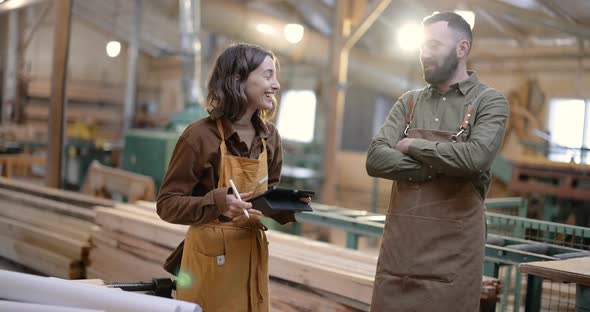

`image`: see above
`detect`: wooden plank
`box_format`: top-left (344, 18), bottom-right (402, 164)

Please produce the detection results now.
top-left (267, 231), bottom-right (378, 265)
top-left (0, 216), bottom-right (89, 261)
top-left (113, 203), bottom-right (160, 220)
top-left (269, 278), bottom-right (362, 312)
top-left (88, 243), bottom-right (172, 281)
top-left (131, 200), bottom-right (158, 214)
top-left (0, 235), bottom-right (82, 279)
top-left (94, 207), bottom-right (186, 249)
top-left (267, 230), bottom-right (499, 305)
top-left (26, 101), bottom-right (123, 125)
top-left (269, 249), bottom-right (374, 305)
top-left (28, 79), bottom-right (126, 105)
top-left (92, 228), bottom-right (171, 264)
top-left (83, 161), bottom-right (156, 203)
top-left (0, 201), bottom-right (95, 241)
top-left (0, 176), bottom-right (114, 208)
top-left (0, 188), bottom-right (95, 221)
top-left (520, 257), bottom-right (590, 286)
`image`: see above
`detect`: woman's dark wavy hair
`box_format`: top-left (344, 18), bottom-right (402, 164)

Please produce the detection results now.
top-left (206, 43), bottom-right (279, 122)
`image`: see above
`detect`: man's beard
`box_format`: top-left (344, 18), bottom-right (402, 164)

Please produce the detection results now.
top-left (422, 49), bottom-right (459, 85)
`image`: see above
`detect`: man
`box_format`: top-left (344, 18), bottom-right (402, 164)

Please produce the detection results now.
top-left (366, 12), bottom-right (508, 311)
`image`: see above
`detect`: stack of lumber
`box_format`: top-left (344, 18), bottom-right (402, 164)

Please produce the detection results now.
top-left (89, 201), bottom-right (499, 311)
top-left (0, 177), bottom-right (113, 279)
top-left (88, 202), bottom-right (365, 311)
top-left (88, 203), bottom-right (181, 281)
top-left (25, 79), bottom-right (127, 142)
top-left (0, 176), bottom-right (113, 209)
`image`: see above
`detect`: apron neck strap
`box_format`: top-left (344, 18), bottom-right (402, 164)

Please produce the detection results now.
top-left (459, 87), bottom-right (494, 130)
top-left (216, 119), bottom-right (226, 143)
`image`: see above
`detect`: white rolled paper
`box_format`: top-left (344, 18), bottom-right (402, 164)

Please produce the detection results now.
top-left (0, 301), bottom-right (105, 312)
top-left (0, 270), bottom-right (201, 312)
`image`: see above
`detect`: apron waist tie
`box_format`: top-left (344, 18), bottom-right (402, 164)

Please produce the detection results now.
top-left (248, 228), bottom-right (266, 307)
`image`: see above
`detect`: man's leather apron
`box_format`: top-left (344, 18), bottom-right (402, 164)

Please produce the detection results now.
top-left (371, 89), bottom-right (492, 312)
top-left (176, 119), bottom-right (270, 312)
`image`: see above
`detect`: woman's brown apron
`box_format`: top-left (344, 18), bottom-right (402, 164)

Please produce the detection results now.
top-left (370, 89), bottom-right (491, 311)
top-left (176, 119), bottom-right (270, 312)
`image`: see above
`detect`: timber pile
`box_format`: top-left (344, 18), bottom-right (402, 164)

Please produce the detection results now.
top-left (0, 177), bottom-right (500, 310)
top-left (89, 203), bottom-right (367, 310)
top-left (0, 179), bottom-right (111, 279)
top-left (0, 176), bottom-right (112, 209)
top-left (89, 201), bottom-right (499, 310)
top-left (25, 79), bottom-right (127, 142)
top-left (88, 203), bottom-right (181, 281)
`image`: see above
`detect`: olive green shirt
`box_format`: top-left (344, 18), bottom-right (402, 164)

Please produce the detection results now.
top-left (366, 71), bottom-right (509, 199)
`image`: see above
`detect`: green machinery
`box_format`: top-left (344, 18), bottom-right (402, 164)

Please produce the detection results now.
top-left (122, 130), bottom-right (180, 191)
top-left (287, 197), bottom-right (590, 312)
top-left (122, 105), bottom-right (208, 191)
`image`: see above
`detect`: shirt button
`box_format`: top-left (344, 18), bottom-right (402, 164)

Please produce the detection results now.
top-left (427, 176), bottom-right (432, 179)
top-left (429, 165), bottom-right (433, 168)
top-left (408, 177), bottom-right (413, 181)
top-left (434, 118), bottom-right (439, 122)
top-left (442, 97), bottom-right (446, 101)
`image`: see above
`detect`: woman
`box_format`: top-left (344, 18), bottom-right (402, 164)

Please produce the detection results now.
top-left (157, 43), bottom-right (301, 311)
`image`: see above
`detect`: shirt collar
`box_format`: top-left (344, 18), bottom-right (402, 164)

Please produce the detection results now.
top-left (218, 112), bottom-right (270, 140)
top-left (456, 70), bottom-right (479, 95)
top-left (426, 70), bottom-right (479, 96)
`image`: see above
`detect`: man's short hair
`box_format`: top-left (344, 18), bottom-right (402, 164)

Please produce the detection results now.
top-left (423, 12), bottom-right (472, 49)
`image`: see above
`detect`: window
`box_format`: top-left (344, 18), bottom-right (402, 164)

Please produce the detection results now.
top-left (547, 98), bottom-right (590, 164)
top-left (276, 90), bottom-right (316, 143)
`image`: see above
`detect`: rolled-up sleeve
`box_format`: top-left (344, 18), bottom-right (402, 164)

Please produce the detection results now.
top-left (406, 91), bottom-right (509, 176)
top-left (366, 93), bottom-right (436, 182)
top-left (157, 136), bottom-right (229, 225)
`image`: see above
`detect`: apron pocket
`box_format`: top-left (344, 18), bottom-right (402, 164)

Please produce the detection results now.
top-left (186, 226), bottom-right (226, 257)
top-left (382, 213), bottom-right (462, 283)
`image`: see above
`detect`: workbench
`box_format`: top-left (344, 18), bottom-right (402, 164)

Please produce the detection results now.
top-left (520, 257), bottom-right (590, 312)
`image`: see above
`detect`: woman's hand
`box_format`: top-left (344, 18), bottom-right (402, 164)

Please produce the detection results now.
top-left (223, 191), bottom-right (263, 219)
top-left (299, 196), bottom-right (312, 204)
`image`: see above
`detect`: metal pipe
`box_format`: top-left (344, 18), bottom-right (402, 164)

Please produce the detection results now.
top-left (123, 0), bottom-right (142, 135)
top-left (179, 0), bottom-right (203, 108)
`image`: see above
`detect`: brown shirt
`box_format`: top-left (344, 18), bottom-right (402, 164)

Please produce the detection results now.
top-left (157, 115), bottom-right (294, 225)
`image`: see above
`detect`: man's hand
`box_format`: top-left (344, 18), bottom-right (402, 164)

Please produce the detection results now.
top-left (395, 138), bottom-right (414, 154)
top-left (224, 191), bottom-right (263, 219)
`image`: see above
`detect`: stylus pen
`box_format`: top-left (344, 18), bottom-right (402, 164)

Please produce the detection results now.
top-left (229, 179), bottom-right (249, 218)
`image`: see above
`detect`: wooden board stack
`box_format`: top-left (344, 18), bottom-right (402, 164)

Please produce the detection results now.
top-left (0, 177), bottom-right (111, 279)
top-left (88, 203), bottom-right (182, 281)
top-left (89, 201), bottom-right (499, 311)
top-left (0, 177), bottom-right (500, 311)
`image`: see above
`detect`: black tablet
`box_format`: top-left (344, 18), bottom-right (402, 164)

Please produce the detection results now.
top-left (247, 186), bottom-right (314, 216)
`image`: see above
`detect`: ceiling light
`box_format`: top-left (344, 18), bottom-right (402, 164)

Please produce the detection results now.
top-left (283, 24), bottom-right (304, 44)
top-left (106, 41), bottom-right (121, 58)
top-left (256, 23), bottom-right (275, 35)
top-left (397, 23), bottom-right (423, 52)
